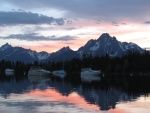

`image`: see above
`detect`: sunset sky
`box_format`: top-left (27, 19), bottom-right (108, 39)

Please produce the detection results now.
top-left (0, 0), bottom-right (150, 53)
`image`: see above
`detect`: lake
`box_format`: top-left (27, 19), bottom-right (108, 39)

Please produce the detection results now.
top-left (0, 74), bottom-right (150, 113)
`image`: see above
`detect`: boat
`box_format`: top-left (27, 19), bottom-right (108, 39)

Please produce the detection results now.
top-left (5, 68), bottom-right (14, 76)
top-left (52, 58), bottom-right (66, 78)
top-left (80, 68), bottom-right (101, 82)
top-left (28, 66), bottom-right (51, 76)
top-left (52, 70), bottom-right (66, 78)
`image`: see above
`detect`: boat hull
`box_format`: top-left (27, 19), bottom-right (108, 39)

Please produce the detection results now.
top-left (5, 69), bottom-right (14, 76)
top-left (27, 66), bottom-right (51, 76)
top-left (80, 69), bottom-right (101, 82)
top-left (52, 70), bottom-right (66, 78)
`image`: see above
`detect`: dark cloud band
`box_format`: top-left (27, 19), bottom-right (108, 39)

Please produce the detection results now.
top-left (0, 11), bottom-right (65, 26)
top-left (144, 21), bottom-right (150, 24)
top-left (0, 33), bottom-right (77, 41)
top-left (1, 0), bottom-right (150, 23)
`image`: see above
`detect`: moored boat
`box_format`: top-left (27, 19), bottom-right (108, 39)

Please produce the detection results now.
top-left (28, 66), bottom-right (51, 76)
top-left (52, 70), bottom-right (66, 78)
top-left (5, 68), bottom-right (14, 76)
top-left (80, 68), bottom-right (101, 82)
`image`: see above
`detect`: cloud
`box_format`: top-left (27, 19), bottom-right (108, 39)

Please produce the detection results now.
top-left (1, 0), bottom-right (150, 23)
top-left (144, 21), bottom-right (150, 24)
top-left (52, 35), bottom-right (78, 41)
top-left (65, 27), bottom-right (78, 30)
top-left (0, 11), bottom-right (65, 26)
top-left (0, 33), bottom-right (78, 41)
top-left (111, 22), bottom-right (119, 26)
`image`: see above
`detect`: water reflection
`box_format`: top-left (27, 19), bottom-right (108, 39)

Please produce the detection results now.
top-left (0, 74), bottom-right (150, 113)
top-left (0, 78), bottom-right (30, 99)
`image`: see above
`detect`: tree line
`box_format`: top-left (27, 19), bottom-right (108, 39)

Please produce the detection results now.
top-left (0, 50), bottom-right (150, 77)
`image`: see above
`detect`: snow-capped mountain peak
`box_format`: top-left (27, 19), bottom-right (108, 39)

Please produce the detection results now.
top-left (1, 43), bottom-right (12, 50)
top-left (78, 33), bottom-right (144, 57)
top-left (56, 46), bottom-right (71, 54)
top-left (37, 51), bottom-right (50, 60)
top-left (90, 42), bottom-right (100, 51)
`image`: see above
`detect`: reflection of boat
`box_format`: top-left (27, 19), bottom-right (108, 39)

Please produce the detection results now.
top-left (52, 59), bottom-right (66, 78)
top-left (28, 66), bottom-right (51, 76)
top-left (28, 74), bottom-right (50, 83)
top-left (52, 70), bottom-right (66, 78)
top-left (80, 68), bottom-right (101, 82)
top-left (5, 68), bottom-right (14, 76)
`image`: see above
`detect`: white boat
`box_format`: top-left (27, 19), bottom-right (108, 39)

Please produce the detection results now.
top-left (28, 66), bottom-right (51, 76)
top-left (52, 59), bottom-right (66, 78)
top-left (5, 68), bottom-right (14, 76)
top-left (52, 70), bottom-right (66, 78)
top-left (80, 68), bottom-right (101, 82)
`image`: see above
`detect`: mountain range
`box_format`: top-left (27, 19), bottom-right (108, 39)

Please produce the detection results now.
top-left (0, 33), bottom-right (144, 63)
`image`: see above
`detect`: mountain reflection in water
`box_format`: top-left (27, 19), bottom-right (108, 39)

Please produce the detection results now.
top-left (0, 74), bottom-right (150, 113)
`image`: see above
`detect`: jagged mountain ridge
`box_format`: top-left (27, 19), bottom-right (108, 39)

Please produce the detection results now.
top-left (0, 33), bottom-right (144, 63)
top-left (45, 46), bottom-right (80, 62)
top-left (78, 33), bottom-right (144, 57)
top-left (0, 43), bottom-right (50, 63)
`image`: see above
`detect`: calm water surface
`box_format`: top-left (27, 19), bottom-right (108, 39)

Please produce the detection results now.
top-left (0, 75), bottom-right (150, 113)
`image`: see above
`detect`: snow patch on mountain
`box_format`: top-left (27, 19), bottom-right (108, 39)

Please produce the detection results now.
top-left (129, 43), bottom-right (138, 48)
top-left (90, 42), bottom-right (100, 51)
top-left (1, 43), bottom-right (12, 51)
top-left (28, 51), bottom-right (36, 59)
top-left (37, 53), bottom-right (50, 60)
top-left (6, 49), bottom-right (18, 56)
top-left (119, 42), bottom-right (126, 51)
top-left (125, 45), bottom-right (129, 49)
top-left (78, 51), bottom-right (83, 57)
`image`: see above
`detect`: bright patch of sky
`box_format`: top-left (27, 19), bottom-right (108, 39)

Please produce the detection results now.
top-left (33, 9), bottom-right (67, 18)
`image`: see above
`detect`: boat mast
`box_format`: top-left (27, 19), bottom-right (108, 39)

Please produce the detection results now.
top-left (63, 56), bottom-right (64, 70)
